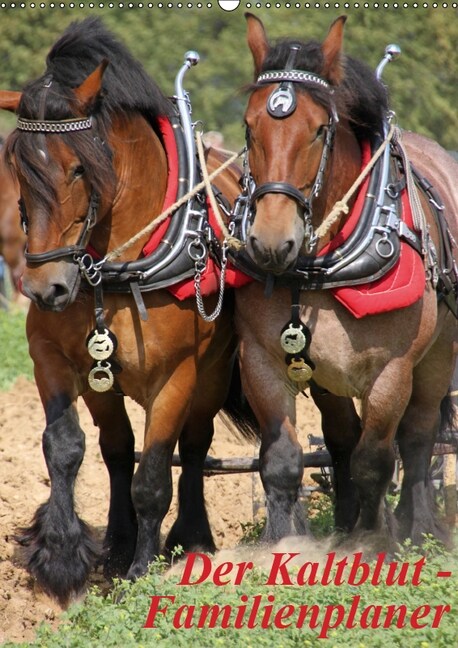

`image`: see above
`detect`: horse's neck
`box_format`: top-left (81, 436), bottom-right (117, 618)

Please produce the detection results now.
top-left (92, 113), bottom-right (168, 260)
top-left (313, 124), bottom-right (362, 249)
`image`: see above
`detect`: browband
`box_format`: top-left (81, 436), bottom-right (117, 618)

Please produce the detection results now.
top-left (17, 116), bottom-right (93, 133)
top-left (257, 70), bottom-right (330, 89)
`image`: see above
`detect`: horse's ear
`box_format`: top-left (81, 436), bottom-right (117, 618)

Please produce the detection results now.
top-left (246, 13), bottom-right (269, 77)
top-left (73, 59), bottom-right (108, 111)
top-left (321, 16), bottom-right (347, 84)
top-left (0, 91), bottom-right (22, 113)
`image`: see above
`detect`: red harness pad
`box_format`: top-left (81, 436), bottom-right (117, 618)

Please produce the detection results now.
top-left (168, 201), bottom-right (254, 301)
top-left (319, 143), bottom-right (425, 318)
top-left (141, 117), bottom-right (180, 258)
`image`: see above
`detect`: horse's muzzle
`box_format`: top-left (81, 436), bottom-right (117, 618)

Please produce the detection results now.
top-left (247, 235), bottom-right (297, 273)
top-left (21, 263), bottom-right (81, 311)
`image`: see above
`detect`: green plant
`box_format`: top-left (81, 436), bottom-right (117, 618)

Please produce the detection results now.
top-left (0, 308), bottom-right (33, 390)
top-left (307, 493), bottom-right (335, 539)
top-left (4, 535), bottom-right (456, 648)
top-left (240, 519), bottom-right (266, 545)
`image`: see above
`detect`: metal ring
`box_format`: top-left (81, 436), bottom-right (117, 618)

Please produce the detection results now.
top-left (188, 238), bottom-right (207, 261)
top-left (386, 183), bottom-right (399, 200)
top-left (376, 236), bottom-right (395, 259)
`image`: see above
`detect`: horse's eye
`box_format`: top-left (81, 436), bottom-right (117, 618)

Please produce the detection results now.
top-left (245, 124), bottom-right (252, 147)
top-left (73, 165), bottom-right (85, 179)
top-left (315, 125), bottom-right (327, 140)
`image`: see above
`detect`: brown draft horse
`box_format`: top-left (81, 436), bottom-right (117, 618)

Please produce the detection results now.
top-left (0, 149), bottom-right (25, 299)
top-left (233, 14), bottom-right (458, 550)
top-left (0, 18), bottom-right (248, 606)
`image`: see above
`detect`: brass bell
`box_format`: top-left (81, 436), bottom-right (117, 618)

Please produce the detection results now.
top-left (88, 361), bottom-right (114, 392)
top-left (87, 328), bottom-right (115, 361)
top-left (280, 323), bottom-right (307, 355)
top-left (287, 357), bottom-right (313, 384)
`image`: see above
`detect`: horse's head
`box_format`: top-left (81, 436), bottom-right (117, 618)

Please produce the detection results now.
top-left (243, 14), bottom-right (385, 274)
top-left (0, 18), bottom-right (172, 312)
top-left (0, 62), bottom-right (114, 311)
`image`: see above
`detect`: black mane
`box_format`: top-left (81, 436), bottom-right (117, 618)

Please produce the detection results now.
top-left (255, 37), bottom-right (389, 142)
top-left (7, 17), bottom-right (172, 211)
top-left (20, 16), bottom-right (172, 124)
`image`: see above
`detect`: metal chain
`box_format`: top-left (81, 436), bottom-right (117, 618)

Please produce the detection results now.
top-left (194, 240), bottom-right (228, 322)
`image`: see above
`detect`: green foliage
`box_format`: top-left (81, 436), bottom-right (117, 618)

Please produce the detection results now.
top-left (5, 535), bottom-right (457, 647)
top-left (0, 307), bottom-right (33, 390)
top-left (240, 518), bottom-right (266, 544)
top-left (0, 7), bottom-right (456, 149)
top-left (307, 493), bottom-right (335, 539)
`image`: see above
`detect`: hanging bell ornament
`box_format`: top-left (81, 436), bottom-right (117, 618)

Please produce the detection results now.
top-left (87, 328), bottom-right (116, 361)
top-left (287, 357), bottom-right (313, 385)
top-left (88, 361), bottom-right (115, 392)
top-left (280, 323), bottom-right (307, 355)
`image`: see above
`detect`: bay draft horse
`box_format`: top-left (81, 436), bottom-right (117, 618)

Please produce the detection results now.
top-left (233, 14), bottom-right (458, 551)
top-left (0, 18), bottom-right (251, 606)
top-left (0, 148), bottom-right (25, 300)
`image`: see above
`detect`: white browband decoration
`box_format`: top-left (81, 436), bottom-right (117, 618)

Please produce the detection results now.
top-left (257, 70), bottom-right (330, 89)
top-left (17, 116), bottom-right (93, 133)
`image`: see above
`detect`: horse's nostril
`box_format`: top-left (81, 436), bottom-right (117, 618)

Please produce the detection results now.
top-left (248, 235), bottom-right (260, 254)
top-left (275, 240), bottom-right (296, 266)
top-left (51, 284), bottom-right (69, 299)
top-left (40, 283), bottom-right (70, 307)
top-left (248, 235), bottom-right (270, 265)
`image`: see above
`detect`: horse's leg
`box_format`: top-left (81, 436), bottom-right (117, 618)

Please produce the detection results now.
top-left (126, 359), bottom-right (198, 580)
top-left (17, 345), bottom-right (97, 606)
top-left (395, 336), bottom-right (455, 546)
top-left (164, 417), bottom-right (216, 556)
top-left (82, 390), bottom-right (137, 578)
top-left (239, 345), bottom-right (305, 541)
top-left (164, 347), bottom-right (236, 555)
top-left (349, 363), bottom-right (413, 549)
top-left (309, 384), bottom-right (361, 532)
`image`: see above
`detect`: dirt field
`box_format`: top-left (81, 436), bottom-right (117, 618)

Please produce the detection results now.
top-left (0, 377), bottom-right (322, 644)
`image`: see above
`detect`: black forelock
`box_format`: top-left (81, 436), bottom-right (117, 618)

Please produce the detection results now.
top-left (8, 17), bottom-right (172, 213)
top-left (18, 16), bottom-right (172, 122)
top-left (252, 35), bottom-right (389, 142)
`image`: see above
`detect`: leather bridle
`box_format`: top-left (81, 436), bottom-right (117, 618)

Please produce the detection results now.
top-left (246, 62), bottom-right (337, 253)
top-left (21, 190), bottom-right (100, 265)
top-left (16, 110), bottom-right (100, 266)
